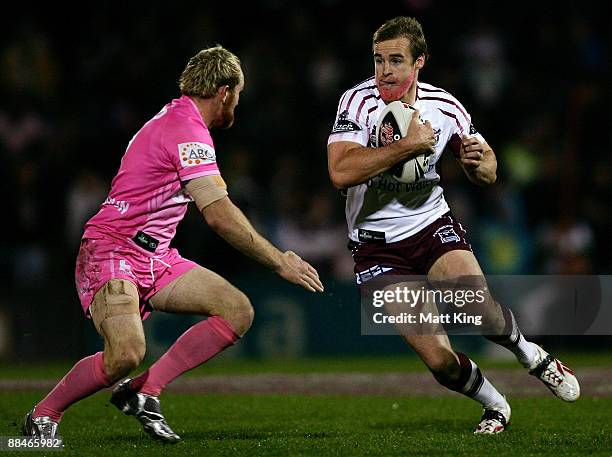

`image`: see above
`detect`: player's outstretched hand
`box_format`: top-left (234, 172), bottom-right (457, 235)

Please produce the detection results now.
top-left (276, 251), bottom-right (324, 293)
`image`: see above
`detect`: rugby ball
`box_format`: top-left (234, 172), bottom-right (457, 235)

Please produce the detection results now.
top-left (375, 101), bottom-right (430, 183)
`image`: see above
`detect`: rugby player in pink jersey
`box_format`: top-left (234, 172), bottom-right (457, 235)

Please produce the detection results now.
top-left (22, 46), bottom-right (323, 443)
top-left (328, 17), bottom-right (579, 434)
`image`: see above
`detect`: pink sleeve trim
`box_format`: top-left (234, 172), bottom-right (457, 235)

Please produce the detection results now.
top-left (179, 168), bottom-right (220, 181)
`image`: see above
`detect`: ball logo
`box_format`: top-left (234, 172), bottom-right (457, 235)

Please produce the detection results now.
top-left (375, 101), bottom-right (429, 184)
top-left (380, 121), bottom-right (396, 146)
top-left (377, 110), bottom-right (403, 148)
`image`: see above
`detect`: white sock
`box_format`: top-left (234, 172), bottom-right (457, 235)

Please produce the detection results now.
top-left (460, 356), bottom-right (506, 409)
top-left (508, 333), bottom-right (539, 369)
top-left (486, 308), bottom-right (539, 369)
top-left (474, 377), bottom-right (506, 410)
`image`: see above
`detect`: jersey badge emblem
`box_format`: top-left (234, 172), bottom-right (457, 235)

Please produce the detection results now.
top-left (332, 110), bottom-right (362, 133)
top-left (178, 142), bottom-right (216, 167)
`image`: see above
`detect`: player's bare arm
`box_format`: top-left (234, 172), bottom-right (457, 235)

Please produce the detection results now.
top-left (191, 184), bottom-right (323, 293)
top-left (458, 135), bottom-right (497, 186)
top-left (327, 112), bottom-right (435, 189)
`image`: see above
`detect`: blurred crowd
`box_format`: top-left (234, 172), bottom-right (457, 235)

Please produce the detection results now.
top-left (1, 1), bottom-right (610, 293)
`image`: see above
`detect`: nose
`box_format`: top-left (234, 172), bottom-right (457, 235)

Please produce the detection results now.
top-left (383, 61), bottom-right (392, 76)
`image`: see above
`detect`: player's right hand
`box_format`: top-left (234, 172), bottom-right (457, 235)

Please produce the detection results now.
top-left (399, 109), bottom-right (436, 158)
top-left (276, 251), bottom-right (324, 293)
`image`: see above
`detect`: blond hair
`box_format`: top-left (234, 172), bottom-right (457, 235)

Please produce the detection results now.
top-left (179, 45), bottom-right (242, 99)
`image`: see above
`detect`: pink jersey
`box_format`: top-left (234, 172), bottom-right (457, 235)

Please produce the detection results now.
top-left (84, 95), bottom-right (220, 252)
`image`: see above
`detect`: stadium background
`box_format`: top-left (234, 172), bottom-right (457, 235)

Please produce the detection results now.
top-left (0, 2), bottom-right (610, 362)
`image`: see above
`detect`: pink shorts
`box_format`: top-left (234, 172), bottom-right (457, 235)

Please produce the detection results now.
top-left (75, 237), bottom-right (198, 320)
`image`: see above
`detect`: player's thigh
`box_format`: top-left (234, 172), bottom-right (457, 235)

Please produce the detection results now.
top-left (149, 265), bottom-right (249, 317)
top-left (90, 279), bottom-right (145, 357)
top-left (381, 279), bottom-right (444, 335)
top-left (428, 249), bottom-right (489, 307)
top-left (428, 249), bottom-right (504, 334)
top-left (427, 249), bottom-right (484, 280)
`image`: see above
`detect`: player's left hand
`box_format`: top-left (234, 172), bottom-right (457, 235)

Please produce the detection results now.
top-left (459, 135), bottom-right (485, 168)
top-left (276, 251), bottom-right (325, 293)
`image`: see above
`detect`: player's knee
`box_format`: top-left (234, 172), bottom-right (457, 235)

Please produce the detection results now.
top-left (228, 292), bottom-right (254, 336)
top-left (206, 287), bottom-right (253, 336)
top-left (105, 338), bottom-right (146, 381)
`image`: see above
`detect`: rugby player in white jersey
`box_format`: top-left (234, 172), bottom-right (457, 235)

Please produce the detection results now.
top-left (327, 16), bottom-right (580, 434)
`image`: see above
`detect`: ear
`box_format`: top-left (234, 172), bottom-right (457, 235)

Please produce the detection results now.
top-left (415, 55), bottom-right (425, 70)
top-left (217, 85), bottom-right (230, 103)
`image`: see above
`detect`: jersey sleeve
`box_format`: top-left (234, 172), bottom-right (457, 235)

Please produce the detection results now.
top-left (163, 118), bottom-right (221, 182)
top-left (327, 90), bottom-right (369, 146)
top-left (445, 98), bottom-right (486, 158)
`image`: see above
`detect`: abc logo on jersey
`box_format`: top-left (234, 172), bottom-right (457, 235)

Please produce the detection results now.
top-left (178, 142), bottom-right (216, 167)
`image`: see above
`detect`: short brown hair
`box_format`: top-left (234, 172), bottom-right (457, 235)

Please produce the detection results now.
top-left (179, 45), bottom-right (242, 99)
top-left (373, 17), bottom-right (429, 61)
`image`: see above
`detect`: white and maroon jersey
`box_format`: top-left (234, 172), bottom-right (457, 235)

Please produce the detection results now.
top-left (83, 95), bottom-right (220, 253)
top-left (328, 77), bottom-right (485, 244)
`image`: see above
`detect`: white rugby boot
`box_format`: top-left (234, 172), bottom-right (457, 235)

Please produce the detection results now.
top-left (474, 397), bottom-right (511, 435)
top-left (529, 345), bottom-right (580, 402)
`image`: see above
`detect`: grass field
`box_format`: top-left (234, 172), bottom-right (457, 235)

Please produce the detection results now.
top-left (2, 351), bottom-right (611, 378)
top-left (1, 355), bottom-right (611, 456)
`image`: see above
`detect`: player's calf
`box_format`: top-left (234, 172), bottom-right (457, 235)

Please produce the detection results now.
top-left (25, 351), bottom-right (113, 432)
top-left (424, 347), bottom-right (462, 387)
top-left (436, 353), bottom-right (505, 405)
